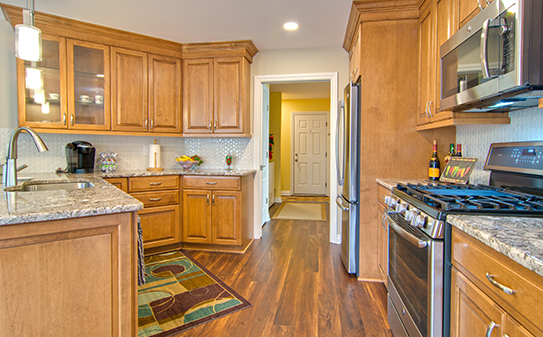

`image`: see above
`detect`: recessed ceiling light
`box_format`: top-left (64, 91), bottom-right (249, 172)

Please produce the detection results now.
top-left (283, 22), bottom-right (299, 31)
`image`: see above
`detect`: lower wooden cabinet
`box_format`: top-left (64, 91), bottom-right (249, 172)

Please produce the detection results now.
top-left (137, 204), bottom-right (181, 248)
top-left (0, 212), bottom-right (137, 336)
top-left (377, 184), bottom-right (390, 285)
top-left (182, 189), bottom-right (242, 245)
top-left (450, 228), bottom-right (543, 337)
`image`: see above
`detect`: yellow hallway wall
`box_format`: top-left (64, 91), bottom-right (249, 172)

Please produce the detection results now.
top-left (280, 98), bottom-right (331, 194)
top-left (269, 92), bottom-right (282, 200)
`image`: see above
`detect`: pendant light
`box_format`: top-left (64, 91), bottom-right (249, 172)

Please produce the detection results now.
top-left (15, 0), bottom-right (42, 62)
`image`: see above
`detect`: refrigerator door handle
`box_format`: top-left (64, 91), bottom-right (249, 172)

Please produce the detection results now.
top-left (336, 195), bottom-right (350, 211)
top-left (336, 100), bottom-right (346, 186)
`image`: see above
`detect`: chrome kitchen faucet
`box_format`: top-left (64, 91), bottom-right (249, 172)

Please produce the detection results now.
top-left (2, 127), bottom-right (48, 188)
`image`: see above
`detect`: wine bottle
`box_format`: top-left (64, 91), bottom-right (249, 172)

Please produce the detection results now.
top-left (443, 143), bottom-right (455, 167)
top-left (429, 140), bottom-right (440, 181)
top-left (456, 144), bottom-right (462, 157)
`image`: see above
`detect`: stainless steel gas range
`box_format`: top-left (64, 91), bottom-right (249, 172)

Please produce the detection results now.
top-left (385, 141), bottom-right (543, 337)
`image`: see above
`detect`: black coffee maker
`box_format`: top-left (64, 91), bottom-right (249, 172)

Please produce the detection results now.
top-left (66, 141), bottom-right (96, 173)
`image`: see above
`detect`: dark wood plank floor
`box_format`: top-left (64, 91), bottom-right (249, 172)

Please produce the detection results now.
top-left (176, 202), bottom-right (393, 336)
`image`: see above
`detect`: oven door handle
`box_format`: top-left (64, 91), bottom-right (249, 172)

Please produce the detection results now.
top-left (387, 213), bottom-right (428, 249)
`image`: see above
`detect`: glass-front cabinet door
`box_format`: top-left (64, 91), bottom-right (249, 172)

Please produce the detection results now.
top-left (67, 40), bottom-right (110, 131)
top-left (18, 34), bottom-right (68, 128)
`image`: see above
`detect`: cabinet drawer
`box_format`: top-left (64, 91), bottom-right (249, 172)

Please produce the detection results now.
top-left (104, 177), bottom-right (128, 192)
top-left (183, 176), bottom-right (241, 190)
top-left (130, 190), bottom-right (179, 207)
top-left (128, 175), bottom-right (179, 192)
top-left (377, 184), bottom-right (392, 207)
top-left (452, 228), bottom-right (543, 327)
top-left (138, 204), bottom-right (181, 249)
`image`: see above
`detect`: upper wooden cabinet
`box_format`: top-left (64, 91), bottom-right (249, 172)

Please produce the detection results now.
top-left (417, 0), bottom-right (437, 126)
top-left (3, 3), bottom-right (257, 137)
top-left (111, 48), bottom-right (182, 133)
top-left (458, 0), bottom-right (494, 27)
top-left (183, 56), bottom-right (251, 136)
top-left (349, 25), bottom-right (361, 82)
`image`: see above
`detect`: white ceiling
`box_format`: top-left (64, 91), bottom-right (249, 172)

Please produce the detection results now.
top-left (2, 0), bottom-right (353, 51)
top-left (270, 82), bottom-right (330, 100)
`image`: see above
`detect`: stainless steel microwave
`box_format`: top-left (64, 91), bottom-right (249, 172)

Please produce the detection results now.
top-left (440, 0), bottom-right (543, 112)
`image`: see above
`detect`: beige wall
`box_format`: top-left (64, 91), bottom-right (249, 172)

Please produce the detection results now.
top-left (0, 17), bottom-right (18, 128)
top-left (280, 98), bottom-right (330, 193)
top-left (269, 92), bottom-right (282, 199)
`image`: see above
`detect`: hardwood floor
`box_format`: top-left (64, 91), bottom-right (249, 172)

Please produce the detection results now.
top-left (176, 202), bottom-right (392, 336)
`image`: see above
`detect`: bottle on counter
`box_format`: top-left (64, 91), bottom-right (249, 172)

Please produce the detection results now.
top-left (456, 144), bottom-right (462, 157)
top-left (429, 140), bottom-right (440, 181)
top-left (444, 143), bottom-right (455, 167)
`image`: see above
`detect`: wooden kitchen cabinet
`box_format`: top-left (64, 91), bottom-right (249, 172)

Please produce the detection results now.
top-left (67, 39), bottom-right (111, 131)
top-left (0, 212), bottom-right (137, 336)
top-left (183, 57), bottom-right (250, 136)
top-left (377, 184), bottom-right (390, 286)
top-left (417, 0), bottom-right (437, 126)
top-left (450, 228), bottom-right (543, 337)
top-left (111, 48), bottom-right (181, 133)
top-left (349, 24), bottom-right (361, 82)
top-left (181, 175), bottom-right (253, 252)
top-left (458, 0), bottom-right (494, 28)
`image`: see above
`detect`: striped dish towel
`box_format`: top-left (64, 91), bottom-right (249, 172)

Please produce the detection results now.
top-left (137, 216), bottom-right (146, 286)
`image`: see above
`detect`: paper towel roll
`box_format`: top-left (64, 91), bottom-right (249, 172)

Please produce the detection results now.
top-left (149, 144), bottom-right (161, 168)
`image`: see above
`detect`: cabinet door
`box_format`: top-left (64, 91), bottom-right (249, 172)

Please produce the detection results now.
top-left (504, 316), bottom-right (536, 337)
top-left (138, 204), bottom-right (181, 249)
top-left (18, 34), bottom-right (68, 129)
top-left (149, 54), bottom-right (182, 133)
top-left (182, 189), bottom-right (212, 243)
top-left (417, 0), bottom-right (436, 126)
top-left (183, 59), bottom-right (213, 134)
top-left (349, 26), bottom-right (361, 82)
top-left (377, 204), bottom-right (388, 284)
top-left (104, 177), bottom-right (128, 192)
top-left (450, 267), bottom-right (504, 337)
top-left (435, 0), bottom-right (459, 113)
top-left (459, 0), bottom-right (493, 27)
top-left (111, 48), bottom-right (148, 132)
top-left (214, 57), bottom-right (245, 134)
top-left (67, 39), bottom-right (110, 130)
top-left (212, 190), bottom-right (242, 245)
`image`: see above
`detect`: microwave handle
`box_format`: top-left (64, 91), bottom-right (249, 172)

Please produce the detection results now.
top-left (480, 18), bottom-right (491, 79)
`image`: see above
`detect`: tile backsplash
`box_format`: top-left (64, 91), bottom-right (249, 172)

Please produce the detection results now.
top-left (456, 107), bottom-right (543, 185)
top-left (0, 129), bottom-right (254, 173)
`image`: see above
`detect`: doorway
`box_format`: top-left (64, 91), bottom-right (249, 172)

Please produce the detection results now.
top-left (253, 73), bottom-right (339, 244)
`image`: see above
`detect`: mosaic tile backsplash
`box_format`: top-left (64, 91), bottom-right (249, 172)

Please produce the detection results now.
top-left (456, 107), bottom-right (543, 185)
top-left (0, 129), bottom-right (254, 174)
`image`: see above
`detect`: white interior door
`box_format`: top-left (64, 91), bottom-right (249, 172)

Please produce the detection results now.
top-left (261, 85), bottom-right (270, 224)
top-left (293, 112), bottom-right (328, 195)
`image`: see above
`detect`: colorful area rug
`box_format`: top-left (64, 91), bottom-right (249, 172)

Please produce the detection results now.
top-left (272, 202), bottom-right (327, 221)
top-left (138, 250), bottom-right (251, 337)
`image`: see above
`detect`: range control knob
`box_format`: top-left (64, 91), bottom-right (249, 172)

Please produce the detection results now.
top-left (405, 209), bottom-right (418, 222)
top-left (385, 196), bottom-right (397, 208)
top-left (412, 214), bottom-right (426, 228)
top-left (395, 202), bottom-right (407, 214)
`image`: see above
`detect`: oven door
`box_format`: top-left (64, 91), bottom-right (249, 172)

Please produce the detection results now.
top-left (387, 212), bottom-right (443, 337)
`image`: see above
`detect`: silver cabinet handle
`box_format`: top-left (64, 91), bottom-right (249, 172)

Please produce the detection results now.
top-left (424, 102), bottom-right (430, 117)
top-left (212, 194), bottom-right (215, 206)
top-left (485, 321), bottom-right (498, 337)
top-left (149, 197), bottom-right (162, 201)
top-left (206, 194), bottom-right (209, 205)
top-left (70, 114), bottom-right (74, 126)
top-left (144, 118), bottom-right (148, 129)
top-left (149, 182), bottom-right (162, 186)
top-left (481, 19), bottom-right (492, 79)
top-left (208, 121), bottom-right (212, 130)
top-left (381, 212), bottom-right (387, 230)
top-left (63, 113), bottom-right (66, 125)
top-left (150, 119), bottom-right (154, 129)
top-left (477, 0), bottom-right (484, 10)
top-left (206, 181), bottom-right (217, 185)
top-left (428, 101), bottom-right (433, 117)
top-left (213, 120), bottom-right (217, 130)
top-left (388, 213), bottom-right (428, 249)
top-left (486, 273), bottom-right (516, 295)
top-left (485, 0), bottom-right (490, 5)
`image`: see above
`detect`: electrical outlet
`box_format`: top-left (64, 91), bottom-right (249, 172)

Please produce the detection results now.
top-left (143, 146), bottom-right (149, 156)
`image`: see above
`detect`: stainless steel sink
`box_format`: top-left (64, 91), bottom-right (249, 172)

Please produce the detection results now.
top-left (5, 181), bottom-right (94, 192)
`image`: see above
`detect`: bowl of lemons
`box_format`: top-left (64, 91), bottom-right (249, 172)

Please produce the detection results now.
top-left (175, 155), bottom-right (203, 170)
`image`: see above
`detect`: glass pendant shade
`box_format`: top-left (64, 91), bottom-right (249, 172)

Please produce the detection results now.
top-left (25, 67), bottom-right (42, 89)
top-left (15, 24), bottom-right (42, 61)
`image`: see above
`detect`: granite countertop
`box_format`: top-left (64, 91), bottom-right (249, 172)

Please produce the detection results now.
top-left (376, 177), bottom-right (543, 278)
top-left (0, 173), bottom-right (143, 226)
top-left (100, 168), bottom-right (256, 178)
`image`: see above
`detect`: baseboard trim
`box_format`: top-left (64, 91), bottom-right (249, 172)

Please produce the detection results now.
top-left (357, 277), bottom-right (384, 283)
top-left (281, 190), bottom-right (291, 196)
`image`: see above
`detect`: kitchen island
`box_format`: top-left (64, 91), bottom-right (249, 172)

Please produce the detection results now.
top-left (0, 173), bottom-right (143, 337)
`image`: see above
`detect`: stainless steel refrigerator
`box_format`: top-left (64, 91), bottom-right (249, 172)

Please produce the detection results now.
top-left (336, 82), bottom-right (360, 275)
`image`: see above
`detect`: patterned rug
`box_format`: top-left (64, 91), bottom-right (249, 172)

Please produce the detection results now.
top-left (272, 202), bottom-right (327, 221)
top-left (138, 250), bottom-right (251, 337)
